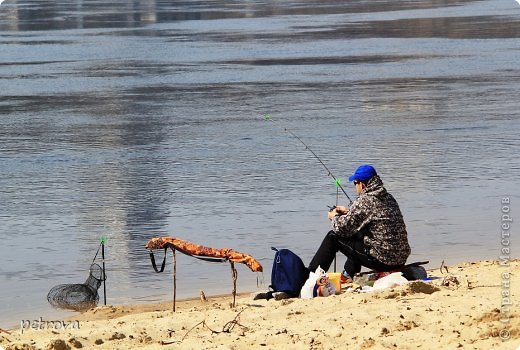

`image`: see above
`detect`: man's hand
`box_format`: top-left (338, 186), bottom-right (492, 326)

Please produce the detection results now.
top-left (328, 205), bottom-right (349, 220)
top-left (335, 205), bottom-right (348, 215)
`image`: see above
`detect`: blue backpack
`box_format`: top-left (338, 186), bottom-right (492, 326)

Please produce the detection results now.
top-left (270, 247), bottom-right (309, 296)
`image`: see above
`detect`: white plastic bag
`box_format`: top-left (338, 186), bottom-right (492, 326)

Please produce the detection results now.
top-left (300, 266), bottom-right (336, 299)
top-left (372, 272), bottom-right (408, 290)
top-left (300, 270), bottom-right (317, 299)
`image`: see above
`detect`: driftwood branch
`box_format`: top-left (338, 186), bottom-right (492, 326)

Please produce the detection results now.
top-left (181, 307), bottom-right (249, 341)
top-left (146, 237), bottom-right (263, 312)
top-left (166, 247), bottom-right (242, 312)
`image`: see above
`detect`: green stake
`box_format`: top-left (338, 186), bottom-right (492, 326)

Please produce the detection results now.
top-left (100, 236), bottom-right (107, 305)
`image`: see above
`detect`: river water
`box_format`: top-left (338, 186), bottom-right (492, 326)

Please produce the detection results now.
top-left (1, 0), bottom-right (519, 328)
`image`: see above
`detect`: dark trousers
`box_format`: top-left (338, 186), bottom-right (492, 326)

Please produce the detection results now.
top-left (308, 230), bottom-right (403, 277)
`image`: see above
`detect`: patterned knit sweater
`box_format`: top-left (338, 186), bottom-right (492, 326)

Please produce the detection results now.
top-left (331, 175), bottom-right (411, 266)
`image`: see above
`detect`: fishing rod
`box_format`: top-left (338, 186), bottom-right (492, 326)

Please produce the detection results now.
top-left (265, 115), bottom-right (353, 206)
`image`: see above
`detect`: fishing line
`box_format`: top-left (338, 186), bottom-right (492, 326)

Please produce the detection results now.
top-left (264, 114), bottom-right (353, 206)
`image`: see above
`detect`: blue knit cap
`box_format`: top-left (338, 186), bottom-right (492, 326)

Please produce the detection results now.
top-left (348, 165), bottom-right (377, 183)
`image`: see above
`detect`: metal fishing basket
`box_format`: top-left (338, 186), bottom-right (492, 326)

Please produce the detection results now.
top-left (47, 263), bottom-right (106, 311)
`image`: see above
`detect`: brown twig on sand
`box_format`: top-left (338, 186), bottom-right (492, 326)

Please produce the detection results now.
top-left (396, 296), bottom-right (426, 302)
top-left (160, 340), bottom-right (179, 345)
top-left (439, 260), bottom-right (449, 274)
top-left (182, 320), bottom-right (217, 340)
top-left (222, 307), bottom-right (249, 333)
top-left (181, 307), bottom-right (249, 341)
top-left (0, 328), bottom-right (12, 343)
top-left (467, 284), bottom-right (500, 289)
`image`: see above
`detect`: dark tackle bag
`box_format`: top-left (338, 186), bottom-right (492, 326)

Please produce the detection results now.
top-left (401, 264), bottom-right (428, 281)
top-left (270, 247), bottom-right (308, 296)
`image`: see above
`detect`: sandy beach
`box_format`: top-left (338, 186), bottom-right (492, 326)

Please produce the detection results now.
top-left (2, 259), bottom-right (518, 350)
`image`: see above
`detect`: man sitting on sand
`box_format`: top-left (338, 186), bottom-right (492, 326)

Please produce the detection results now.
top-left (308, 165), bottom-right (410, 283)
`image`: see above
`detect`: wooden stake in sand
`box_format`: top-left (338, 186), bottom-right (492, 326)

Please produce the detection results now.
top-left (173, 249), bottom-right (177, 312)
top-left (230, 262), bottom-right (238, 308)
